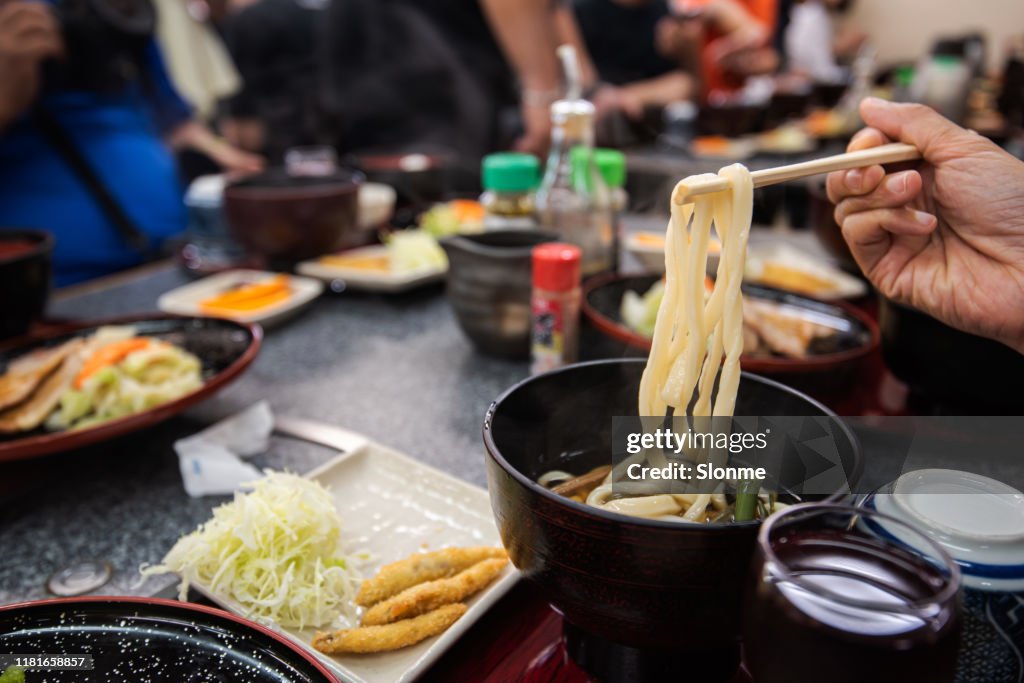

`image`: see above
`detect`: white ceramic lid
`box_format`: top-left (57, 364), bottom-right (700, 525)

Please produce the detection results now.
top-left (869, 469), bottom-right (1024, 591)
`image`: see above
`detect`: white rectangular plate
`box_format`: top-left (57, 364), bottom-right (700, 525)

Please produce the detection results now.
top-left (297, 246), bottom-right (446, 293)
top-left (189, 440), bottom-right (517, 683)
top-left (157, 269), bottom-right (323, 326)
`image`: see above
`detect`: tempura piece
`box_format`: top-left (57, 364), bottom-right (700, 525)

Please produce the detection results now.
top-left (360, 558), bottom-right (507, 626)
top-left (312, 603), bottom-right (467, 654)
top-left (355, 546), bottom-right (506, 607)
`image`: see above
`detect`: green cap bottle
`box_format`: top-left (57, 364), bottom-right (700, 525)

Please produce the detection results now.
top-left (482, 153), bottom-right (540, 192)
top-left (594, 149), bottom-right (626, 189)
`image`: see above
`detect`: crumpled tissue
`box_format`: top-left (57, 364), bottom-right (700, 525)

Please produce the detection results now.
top-left (174, 401), bottom-right (273, 497)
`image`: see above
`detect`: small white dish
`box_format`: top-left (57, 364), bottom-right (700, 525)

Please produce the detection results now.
top-left (867, 468), bottom-right (1024, 591)
top-left (297, 246), bottom-right (447, 293)
top-left (359, 183), bottom-right (397, 230)
top-left (189, 436), bottom-right (518, 683)
top-left (157, 269), bottom-right (323, 327)
top-left (745, 243), bottom-right (867, 300)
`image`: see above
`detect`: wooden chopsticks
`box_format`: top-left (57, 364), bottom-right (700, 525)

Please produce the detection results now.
top-left (674, 142), bottom-right (921, 203)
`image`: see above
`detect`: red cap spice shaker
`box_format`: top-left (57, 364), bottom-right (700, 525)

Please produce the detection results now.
top-left (531, 243), bottom-right (582, 375)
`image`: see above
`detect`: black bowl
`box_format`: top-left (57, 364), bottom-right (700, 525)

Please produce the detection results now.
top-left (0, 597), bottom-right (337, 682)
top-left (879, 298), bottom-right (1024, 414)
top-left (0, 229), bottom-right (53, 340)
top-left (483, 359), bottom-right (860, 680)
top-left (224, 168), bottom-right (366, 262)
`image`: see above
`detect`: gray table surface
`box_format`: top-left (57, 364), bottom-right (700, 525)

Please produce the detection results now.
top-left (0, 215), bottom-right (828, 604)
top-left (0, 262), bottom-right (534, 603)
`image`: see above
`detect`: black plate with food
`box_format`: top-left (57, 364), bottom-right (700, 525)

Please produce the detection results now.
top-left (0, 315), bottom-right (261, 462)
top-left (0, 597), bottom-right (338, 682)
top-left (581, 273), bottom-right (879, 403)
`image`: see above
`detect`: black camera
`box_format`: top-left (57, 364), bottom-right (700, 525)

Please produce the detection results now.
top-left (46, 0), bottom-right (156, 93)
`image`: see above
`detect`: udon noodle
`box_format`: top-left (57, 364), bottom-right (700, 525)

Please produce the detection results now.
top-left (541, 164), bottom-right (782, 523)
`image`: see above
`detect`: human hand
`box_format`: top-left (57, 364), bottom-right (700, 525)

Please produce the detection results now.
top-left (0, 0), bottom-right (63, 127)
top-left (514, 100), bottom-right (552, 157)
top-left (207, 138), bottom-right (266, 175)
top-left (827, 97), bottom-right (1024, 353)
top-left (591, 83), bottom-right (644, 121)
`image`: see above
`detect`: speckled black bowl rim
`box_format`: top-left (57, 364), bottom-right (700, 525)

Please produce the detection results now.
top-left (483, 358), bottom-right (860, 532)
top-left (0, 596), bottom-right (339, 682)
top-left (0, 314), bottom-right (262, 463)
top-left (0, 229), bottom-right (54, 265)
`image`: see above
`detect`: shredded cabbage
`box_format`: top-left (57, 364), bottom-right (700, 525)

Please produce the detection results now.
top-left (47, 340), bottom-right (202, 431)
top-left (387, 229), bottom-right (448, 272)
top-left (621, 280), bottom-right (665, 338)
top-left (141, 471), bottom-right (366, 630)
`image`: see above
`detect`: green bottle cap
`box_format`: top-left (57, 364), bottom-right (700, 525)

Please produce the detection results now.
top-left (482, 153), bottom-right (540, 192)
top-left (894, 65), bottom-right (915, 88)
top-left (594, 148), bottom-right (626, 188)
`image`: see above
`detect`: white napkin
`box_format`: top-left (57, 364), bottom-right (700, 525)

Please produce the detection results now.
top-left (175, 402), bottom-right (273, 497)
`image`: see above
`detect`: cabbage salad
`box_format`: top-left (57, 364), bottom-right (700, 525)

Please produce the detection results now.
top-left (47, 326), bottom-right (203, 431)
top-left (142, 472), bottom-right (368, 630)
top-left (621, 280), bottom-right (666, 337)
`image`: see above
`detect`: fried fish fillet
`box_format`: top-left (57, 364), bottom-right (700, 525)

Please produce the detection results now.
top-left (360, 558), bottom-right (507, 626)
top-left (0, 342), bottom-right (84, 434)
top-left (312, 603), bottom-right (467, 654)
top-left (0, 339), bottom-right (80, 412)
top-left (355, 546), bottom-right (507, 607)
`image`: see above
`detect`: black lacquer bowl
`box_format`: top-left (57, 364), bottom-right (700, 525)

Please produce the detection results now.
top-left (483, 359), bottom-right (860, 681)
top-left (0, 315), bottom-right (260, 462)
top-left (0, 229), bottom-right (53, 341)
top-left (0, 597), bottom-right (337, 682)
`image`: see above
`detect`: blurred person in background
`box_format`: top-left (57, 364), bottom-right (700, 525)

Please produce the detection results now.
top-left (218, 0), bottom-right (323, 161)
top-left (318, 0), bottom-right (613, 160)
top-left (783, 0), bottom-right (864, 84)
top-left (572, 0), bottom-right (698, 122)
top-left (828, 98), bottom-right (1024, 354)
top-left (671, 0), bottom-right (779, 100)
top-left (0, 0), bottom-right (262, 286)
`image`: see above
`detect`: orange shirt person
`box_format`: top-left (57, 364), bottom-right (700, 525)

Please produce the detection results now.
top-left (669, 0), bottom-right (778, 100)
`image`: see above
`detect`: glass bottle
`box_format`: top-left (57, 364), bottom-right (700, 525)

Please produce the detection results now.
top-left (480, 152), bottom-right (540, 231)
top-left (535, 99), bottom-right (615, 277)
top-left (594, 148), bottom-right (627, 272)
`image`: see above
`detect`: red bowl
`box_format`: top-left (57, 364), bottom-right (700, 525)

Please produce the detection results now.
top-left (580, 273), bottom-right (880, 404)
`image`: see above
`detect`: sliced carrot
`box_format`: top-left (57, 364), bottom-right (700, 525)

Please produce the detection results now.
top-left (200, 276), bottom-right (290, 309)
top-left (449, 199), bottom-right (485, 223)
top-left (200, 288), bottom-right (292, 314)
top-left (75, 338), bottom-right (150, 388)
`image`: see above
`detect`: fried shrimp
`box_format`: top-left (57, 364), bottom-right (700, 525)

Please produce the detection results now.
top-left (312, 603), bottom-right (467, 654)
top-left (355, 546), bottom-right (507, 607)
top-left (360, 558), bottom-right (507, 626)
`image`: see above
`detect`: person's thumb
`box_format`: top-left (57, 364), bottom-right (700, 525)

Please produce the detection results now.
top-left (858, 97), bottom-right (967, 161)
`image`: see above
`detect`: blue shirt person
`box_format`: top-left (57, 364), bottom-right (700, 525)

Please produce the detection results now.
top-left (0, 0), bottom-right (261, 286)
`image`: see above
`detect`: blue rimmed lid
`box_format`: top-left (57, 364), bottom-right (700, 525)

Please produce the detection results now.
top-left (863, 469), bottom-right (1024, 592)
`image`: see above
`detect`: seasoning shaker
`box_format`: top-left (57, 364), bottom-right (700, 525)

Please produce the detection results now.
top-left (530, 243), bottom-right (582, 375)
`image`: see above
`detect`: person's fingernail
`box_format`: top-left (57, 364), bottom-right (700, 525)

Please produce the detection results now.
top-left (862, 96), bottom-right (888, 109)
top-left (845, 169), bottom-right (862, 191)
top-left (884, 174), bottom-right (907, 194)
top-left (914, 211), bottom-right (934, 225)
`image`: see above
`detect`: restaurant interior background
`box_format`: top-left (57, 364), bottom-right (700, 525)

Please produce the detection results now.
top-left (1, 0), bottom-right (1024, 681)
